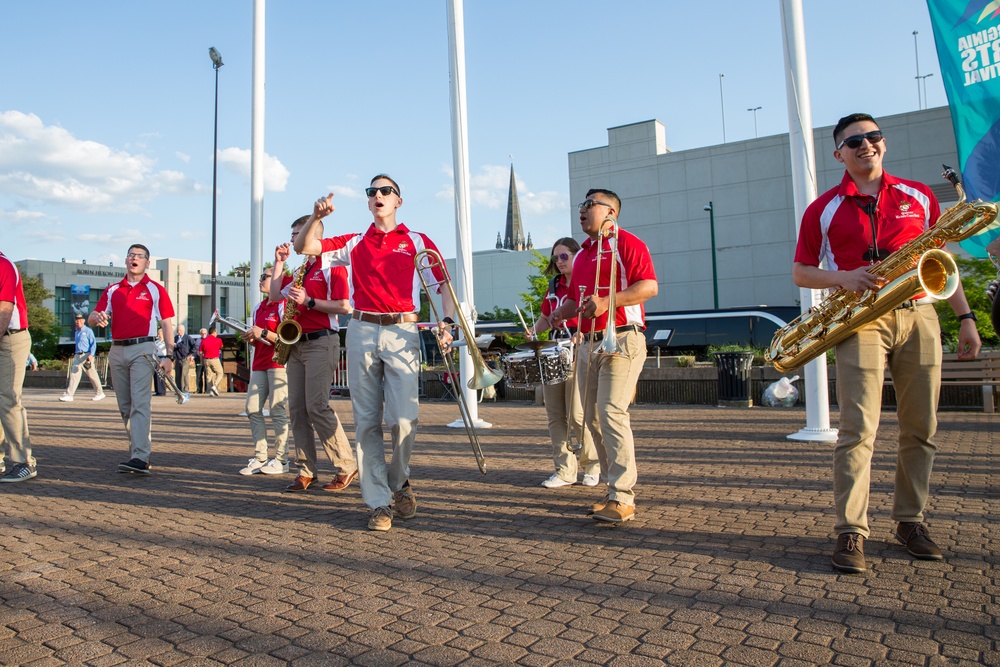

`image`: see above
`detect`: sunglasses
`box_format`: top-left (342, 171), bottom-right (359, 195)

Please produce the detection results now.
top-left (578, 199), bottom-right (613, 211)
top-left (259, 274), bottom-right (272, 281)
top-left (552, 252), bottom-right (572, 261)
top-left (365, 185), bottom-right (400, 198)
top-left (837, 130), bottom-right (884, 150)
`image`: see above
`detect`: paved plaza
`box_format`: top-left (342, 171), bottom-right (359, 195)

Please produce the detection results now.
top-left (1, 389), bottom-right (997, 666)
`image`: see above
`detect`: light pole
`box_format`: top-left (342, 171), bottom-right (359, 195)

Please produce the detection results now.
top-left (233, 265), bottom-right (250, 362)
top-left (747, 106), bottom-right (762, 138)
top-left (719, 73), bottom-right (727, 143)
top-left (209, 46), bottom-right (224, 314)
top-left (918, 73), bottom-right (934, 109)
top-left (913, 31), bottom-right (922, 109)
top-left (703, 202), bottom-right (719, 310)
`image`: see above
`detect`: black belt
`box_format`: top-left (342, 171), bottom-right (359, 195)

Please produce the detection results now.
top-left (353, 311), bottom-right (419, 325)
top-left (112, 336), bottom-right (155, 346)
top-left (2, 328), bottom-right (26, 337)
top-left (895, 299), bottom-right (933, 311)
top-left (302, 329), bottom-right (335, 342)
top-left (588, 324), bottom-right (641, 342)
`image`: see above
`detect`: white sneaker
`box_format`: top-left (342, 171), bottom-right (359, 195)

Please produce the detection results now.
top-left (541, 474), bottom-right (574, 488)
top-left (210, 386), bottom-right (220, 397)
top-left (92, 393), bottom-right (107, 401)
top-left (59, 395), bottom-right (74, 402)
top-left (239, 458), bottom-right (267, 475)
top-left (259, 458), bottom-right (289, 475)
top-left (581, 473), bottom-right (600, 487)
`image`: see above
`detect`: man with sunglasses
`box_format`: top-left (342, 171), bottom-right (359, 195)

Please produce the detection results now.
top-left (295, 174), bottom-right (455, 532)
top-left (792, 113), bottom-right (981, 573)
top-left (549, 189), bottom-right (657, 524)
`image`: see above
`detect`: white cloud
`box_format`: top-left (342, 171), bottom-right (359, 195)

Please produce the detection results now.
top-left (0, 209), bottom-right (46, 222)
top-left (435, 164), bottom-right (567, 215)
top-left (329, 185), bottom-right (364, 200)
top-left (217, 147), bottom-right (290, 192)
top-left (175, 151), bottom-right (191, 163)
top-left (0, 111), bottom-right (201, 212)
top-left (22, 229), bottom-right (66, 243)
top-left (179, 230), bottom-right (206, 240)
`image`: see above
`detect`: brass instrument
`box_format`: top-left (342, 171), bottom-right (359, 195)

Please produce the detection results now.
top-left (272, 261), bottom-right (308, 365)
top-left (209, 309), bottom-right (271, 345)
top-left (414, 248), bottom-right (501, 474)
top-left (766, 166), bottom-right (999, 373)
top-left (144, 353), bottom-right (190, 404)
top-left (591, 217), bottom-right (624, 357)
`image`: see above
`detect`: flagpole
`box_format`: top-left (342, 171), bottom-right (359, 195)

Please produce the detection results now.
top-left (780, 0), bottom-right (837, 442)
top-left (249, 0), bottom-right (265, 310)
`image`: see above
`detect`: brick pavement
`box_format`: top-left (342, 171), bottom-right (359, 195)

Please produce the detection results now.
top-left (0, 388), bottom-right (997, 666)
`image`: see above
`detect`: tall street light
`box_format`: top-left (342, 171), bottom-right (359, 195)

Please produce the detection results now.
top-left (209, 46), bottom-right (224, 314)
top-left (233, 265), bottom-right (250, 362)
top-left (912, 31), bottom-right (922, 110)
top-left (703, 202), bottom-right (719, 310)
top-left (747, 106), bottom-right (762, 138)
top-left (718, 74), bottom-right (727, 143)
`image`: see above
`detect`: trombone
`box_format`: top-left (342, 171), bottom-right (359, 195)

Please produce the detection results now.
top-left (210, 309), bottom-right (272, 345)
top-left (414, 248), bottom-right (501, 474)
top-left (143, 354), bottom-right (190, 404)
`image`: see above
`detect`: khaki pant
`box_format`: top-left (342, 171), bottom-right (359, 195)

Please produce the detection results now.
top-left (833, 304), bottom-right (942, 538)
top-left (285, 334), bottom-right (354, 479)
top-left (66, 352), bottom-right (103, 397)
top-left (0, 330), bottom-right (33, 468)
top-left (108, 342), bottom-right (156, 463)
top-left (542, 361), bottom-right (599, 482)
top-left (204, 357), bottom-right (224, 393)
top-left (176, 356), bottom-right (195, 393)
top-left (346, 319), bottom-right (420, 510)
top-left (246, 367), bottom-right (289, 463)
top-left (576, 329), bottom-right (647, 506)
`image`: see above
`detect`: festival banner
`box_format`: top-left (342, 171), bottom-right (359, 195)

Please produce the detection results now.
top-left (926, 0), bottom-right (1000, 256)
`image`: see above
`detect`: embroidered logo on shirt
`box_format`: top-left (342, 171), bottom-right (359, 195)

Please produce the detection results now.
top-left (896, 201), bottom-right (922, 219)
top-left (393, 241), bottom-right (412, 255)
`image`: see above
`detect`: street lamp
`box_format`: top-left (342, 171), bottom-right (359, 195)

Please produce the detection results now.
top-left (233, 265), bottom-right (250, 362)
top-left (718, 73), bottom-right (727, 143)
top-left (703, 202), bottom-right (719, 310)
top-left (208, 46), bottom-right (224, 315)
top-left (747, 106), bottom-right (762, 138)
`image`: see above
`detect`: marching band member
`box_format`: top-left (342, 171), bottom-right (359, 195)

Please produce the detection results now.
top-left (295, 174), bottom-right (455, 532)
top-left (90, 243), bottom-right (175, 475)
top-left (530, 238), bottom-right (600, 489)
top-left (199, 327), bottom-right (225, 396)
top-left (550, 189), bottom-right (657, 524)
top-left (270, 216), bottom-right (357, 494)
top-left (0, 250), bottom-right (36, 482)
top-left (238, 268), bottom-right (290, 476)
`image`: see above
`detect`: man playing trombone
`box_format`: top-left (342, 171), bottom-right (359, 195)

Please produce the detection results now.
top-left (550, 189), bottom-right (657, 524)
top-left (90, 243), bottom-right (175, 475)
top-left (295, 174), bottom-right (455, 532)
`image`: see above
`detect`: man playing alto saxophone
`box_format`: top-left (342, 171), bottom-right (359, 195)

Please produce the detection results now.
top-left (792, 113), bottom-right (982, 573)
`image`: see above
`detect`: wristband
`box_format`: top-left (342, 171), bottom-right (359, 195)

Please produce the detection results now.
top-left (957, 312), bottom-right (977, 322)
top-left (442, 317), bottom-right (455, 325)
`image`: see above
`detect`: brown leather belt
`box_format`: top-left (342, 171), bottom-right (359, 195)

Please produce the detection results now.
top-left (588, 324), bottom-right (642, 342)
top-left (352, 312), bottom-right (419, 326)
top-left (112, 336), bottom-right (155, 346)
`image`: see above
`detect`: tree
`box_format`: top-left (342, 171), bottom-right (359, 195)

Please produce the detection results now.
top-left (519, 250), bottom-right (551, 325)
top-left (20, 274), bottom-right (60, 360)
top-left (228, 260), bottom-right (286, 277)
top-left (934, 256), bottom-right (999, 349)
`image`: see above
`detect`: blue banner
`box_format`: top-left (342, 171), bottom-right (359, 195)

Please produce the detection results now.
top-left (927, 0), bottom-right (1000, 256)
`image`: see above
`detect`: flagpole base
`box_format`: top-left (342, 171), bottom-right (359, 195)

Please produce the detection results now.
top-left (787, 427), bottom-right (838, 442)
top-left (448, 418), bottom-right (492, 429)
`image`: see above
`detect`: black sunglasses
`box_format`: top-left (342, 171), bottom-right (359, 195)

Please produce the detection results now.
top-left (259, 273), bottom-right (272, 281)
top-left (552, 252), bottom-right (572, 261)
top-left (365, 185), bottom-right (399, 198)
top-left (837, 130), bottom-right (884, 150)
top-left (578, 199), bottom-right (613, 211)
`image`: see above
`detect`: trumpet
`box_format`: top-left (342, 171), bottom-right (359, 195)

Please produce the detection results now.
top-left (144, 354), bottom-right (189, 404)
top-left (209, 309), bottom-right (272, 345)
top-left (414, 248), bottom-right (501, 474)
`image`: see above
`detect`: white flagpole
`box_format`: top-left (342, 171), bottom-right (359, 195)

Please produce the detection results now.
top-left (446, 0), bottom-right (490, 428)
top-left (780, 0), bottom-right (837, 442)
top-left (249, 0), bottom-right (265, 311)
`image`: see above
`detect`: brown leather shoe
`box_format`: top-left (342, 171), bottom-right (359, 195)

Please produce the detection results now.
top-left (831, 533), bottom-right (866, 573)
top-left (322, 469), bottom-right (358, 492)
top-left (284, 475), bottom-right (314, 492)
top-left (895, 522), bottom-right (944, 560)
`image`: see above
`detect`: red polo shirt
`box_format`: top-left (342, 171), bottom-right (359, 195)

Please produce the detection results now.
top-left (319, 223), bottom-right (446, 313)
top-left (95, 274), bottom-right (174, 339)
top-left (540, 274), bottom-right (579, 332)
top-left (279, 256), bottom-right (349, 333)
top-left (199, 334), bottom-right (224, 359)
top-left (567, 228), bottom-right (656, 334)
top-left (250, 299), bottom-right (284, 371)
top-left (0, 253), bottom-right (28, 329)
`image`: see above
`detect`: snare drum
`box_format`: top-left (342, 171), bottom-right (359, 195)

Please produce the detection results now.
top-left (502, 345), bottom-right (572, 388)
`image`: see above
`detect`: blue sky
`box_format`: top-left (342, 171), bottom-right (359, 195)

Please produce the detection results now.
top-left (1, 1), bottom-right (947, 270)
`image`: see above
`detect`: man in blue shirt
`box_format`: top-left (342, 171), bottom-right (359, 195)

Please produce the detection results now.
top-left (60, 313), bottom-right (105, 402)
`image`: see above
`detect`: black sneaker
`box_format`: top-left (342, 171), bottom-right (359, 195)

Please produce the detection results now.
top-left (118, 458), bottom-right (151, 475)
top-left (831, 533), bottom-right (866, 573)
top-left (895, 522), bottom-right (943, 560)
top-left (0, 463), bottom-right (37, 483)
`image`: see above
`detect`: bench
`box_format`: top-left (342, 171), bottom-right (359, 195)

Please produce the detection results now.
top-left (886, 350), bottom-right (1000, 413)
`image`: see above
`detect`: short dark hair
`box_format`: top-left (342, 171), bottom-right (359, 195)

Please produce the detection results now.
top-left (128, 243), bottom-right (150, 258)
top-left (585, 188), bottom-right (621, 216)
top-left (543, 237), bottom-right (582, 276)
top-left (371, 173), bottom-right (401, 196)
top-left (209, 327), bottom-right (217, 335)
top-left (833, 113), bottom-right (878, 144)
top-left (291, 215), bottom-right (310, 229)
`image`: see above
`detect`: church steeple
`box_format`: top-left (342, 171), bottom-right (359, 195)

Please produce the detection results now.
top-left (503, 164), bottom-right (524, 251)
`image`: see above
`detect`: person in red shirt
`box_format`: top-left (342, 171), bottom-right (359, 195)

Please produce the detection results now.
top-left (530, 238), bottom-right (600, 490)
top-left (198, 328), bottom-right (225, 396)
top-left (295, 174), bottom-right (455, 532)
top-left (551, 189), bottom-right (658, 524)
top-left (238, 268), bottom-right (290, 476)
top-left (0, 251), bottom-right (35, 482)
top-left (792, 113), bottom-right (981, 573)
top-left (270, 216), bottom-right (356, 494)
top-left (90, 243), bottom-right (175, 475)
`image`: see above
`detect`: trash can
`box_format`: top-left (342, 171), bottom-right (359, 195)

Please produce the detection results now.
top-left (713, 351), bottom-right (754, 408)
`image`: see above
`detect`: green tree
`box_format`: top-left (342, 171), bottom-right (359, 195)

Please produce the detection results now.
top-left (934, 256), bottom-right (999, 349)
top-left (228, 260), bottom-right (286, 277)
top-left (20, 274), bottom-right (61, 360)
top-left (519, 250), bottom-right (551, 324)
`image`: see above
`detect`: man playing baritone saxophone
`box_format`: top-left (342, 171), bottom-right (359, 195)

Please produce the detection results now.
top-left (295, 174), bottom-right (455, 532)
top-left (270, 216), bottom-right (357, 494)
top-left (238, 268), bottom-right (290, 476)
top-left (550, 189), bottom-right (657, 524)
top-left (792, 113), bottom-right (981, 574)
